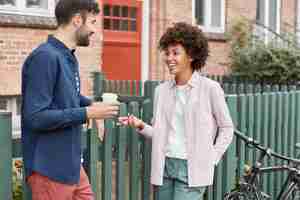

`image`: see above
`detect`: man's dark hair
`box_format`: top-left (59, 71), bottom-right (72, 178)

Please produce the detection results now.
top-left (159, 22), bottom-right (209, 71)
top-left (55, 0), bottom-right (100, 26)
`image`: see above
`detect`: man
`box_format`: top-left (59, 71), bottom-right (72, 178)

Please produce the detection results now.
top-left (21, 0), bottom-right (118, 199)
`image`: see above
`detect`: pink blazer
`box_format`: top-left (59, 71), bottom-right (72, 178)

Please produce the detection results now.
top-left (140, 72), bottom-right (234, 187)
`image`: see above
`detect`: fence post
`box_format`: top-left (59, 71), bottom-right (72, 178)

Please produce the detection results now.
top-left (141, 99), bottom-right (152, 200)
top-left (86, 126), bottom-right (99, 199)
top-left (0, 112), bottom-right (12, 200)
top-left (224, 95), bottom-right (238, 193)
top-left (102, 119), bottom-right (114, 200)
top-left (93, 72), bottom-right (105, 101)
top-left (116, 103), bottom-right (128, 200)
top-left (128, 102), bottom-right (140, 200)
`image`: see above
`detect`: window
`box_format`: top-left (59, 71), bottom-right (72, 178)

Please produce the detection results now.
top-left (255, 0), bottom-right (280, 42)
top-left (16, 96), bottom-right (21, 115)
top-left (103, 4), bottom-right (138, 32)
top-left (0, 0), bottom-right (57, 17)
top-left (0, 0), bottom-right (16, 6)
top-left (0, 97), bottom-right (7, 111)
top-left (0, 96), bottom-right (21, 115)
top-left (0, 96), bottom-right (21, 137)
top-left (193, 0), bottom-right (225, 33)
top-left (297, 1), bottom-right (300, 44)
top-left (27, 0), bottom-right (48, 9)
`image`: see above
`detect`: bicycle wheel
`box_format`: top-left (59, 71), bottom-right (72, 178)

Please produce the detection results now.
top-left (280, 182), bottom-right (300, 200)
top-left (292, 190), bottom-right (300, 200)
top-left (224, 191), bottom-right (250, 200)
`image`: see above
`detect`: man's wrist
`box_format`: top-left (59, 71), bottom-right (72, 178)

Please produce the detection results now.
top-left (86, 106), bottom-right (92, 119)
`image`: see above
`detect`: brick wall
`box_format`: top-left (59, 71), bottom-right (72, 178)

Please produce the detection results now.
top-left (0, 27), bottom-right (50, 96)
top-left (0, 0), bottom-right (298, 93)
top-left (149, 0), bottom-right (298, 80)
top-left (149, 0), bottom-right (193, 80)
top-left (149, 0), bottom-right (234, 80)
top-left (0, 14), bottom-right (103, 96)
top-left (281, 0), bottom-right (297, 32)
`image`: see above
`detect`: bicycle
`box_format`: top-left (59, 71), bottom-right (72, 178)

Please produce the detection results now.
top-left (224, 130), bottom-right (300, 200)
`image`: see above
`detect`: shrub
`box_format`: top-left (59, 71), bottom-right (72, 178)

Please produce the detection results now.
top-left (227, 18), bottom-right (300, 84)
top-left (13, 159), bottom-right (23, 200)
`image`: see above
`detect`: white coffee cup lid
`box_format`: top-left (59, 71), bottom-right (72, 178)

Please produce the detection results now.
top-left (102, 93), bottom-right (119, 103)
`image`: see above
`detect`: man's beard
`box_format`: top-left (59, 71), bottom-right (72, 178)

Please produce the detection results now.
top-left (75, 25), bottom-right (91, 47)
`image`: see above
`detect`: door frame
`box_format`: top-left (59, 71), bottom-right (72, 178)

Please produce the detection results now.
top-left (100, 0), bottom-right (150, 81)
top-left (141, 0), bottom-right (150, 81)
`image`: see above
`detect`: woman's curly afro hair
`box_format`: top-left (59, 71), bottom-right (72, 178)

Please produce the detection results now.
top-left (159, 22), bottom-right (209, 71)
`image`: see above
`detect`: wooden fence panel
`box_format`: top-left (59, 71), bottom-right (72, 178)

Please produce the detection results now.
top-left (128, 102), bottom-right (141, 200)
top-left (267, 93), bottom-right (276, 196)
top-left (116, 104), bottom-right (128, 200)
top-left (3, 77), bottom-right (300, 200)
top-left (102, 119), bottom-right (114, 200)
top-left (141, 100), bottom-right (153, 200)
top-left (0, 112), bottom-right (12, 200)
top-left (275, 92), bottom-right (283, 191)
top-left (295, 91), bottom-right (300, 158)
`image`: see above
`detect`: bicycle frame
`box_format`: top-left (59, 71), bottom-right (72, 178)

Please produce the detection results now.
top-left (259, 165), bottom-right (300, 200)
top-left (235, 147), bottom-right (271, 199)
top-left (225, 130), bottom-right (300, 200)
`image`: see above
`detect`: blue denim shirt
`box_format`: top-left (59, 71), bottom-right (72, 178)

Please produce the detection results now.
top-left (21, 35), bottom-right (92, 184)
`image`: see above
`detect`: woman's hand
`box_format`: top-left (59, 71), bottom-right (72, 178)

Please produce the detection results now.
top-left (118, 114), bottom-right (145, 130)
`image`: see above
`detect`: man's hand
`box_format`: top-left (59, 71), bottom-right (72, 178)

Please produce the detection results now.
top-left (95, 119), bottom-right (105, 141)
top-left (86, 102), bottom-right (119, 119)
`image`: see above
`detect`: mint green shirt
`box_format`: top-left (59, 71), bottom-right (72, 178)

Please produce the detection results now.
top-left (166, 84), bottom-right (188, 159)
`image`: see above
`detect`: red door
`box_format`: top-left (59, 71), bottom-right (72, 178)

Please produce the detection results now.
top-left (101, 0), bottom-right (142, 80)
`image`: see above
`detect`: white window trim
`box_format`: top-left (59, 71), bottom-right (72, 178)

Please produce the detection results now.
top-left (0, 0), bottom-right (55, 17)
top-left (258, 0), bottom-right (281, 43)
top-left (0, 96), bottom-right (21, 138)
top-left (141, 0), bottom-right (150, 82)
top-left (297, 0), bottom-right (300, 43)
top-left (192, 0), bottom-right (225, 33)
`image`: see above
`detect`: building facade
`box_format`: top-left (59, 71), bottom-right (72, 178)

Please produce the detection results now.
top-left (0, 0), bottom-right (298, 134)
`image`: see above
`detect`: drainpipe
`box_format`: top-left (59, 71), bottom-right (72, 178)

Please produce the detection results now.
top-left (141, 0), bottom-right (150, 82)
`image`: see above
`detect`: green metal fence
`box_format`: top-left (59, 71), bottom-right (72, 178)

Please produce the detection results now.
top-left (92, 72), bottom-right (299, 97)
top-left (2, 75), bottom-right (300, 199)
top-left (0, 112), bottom-right (12, 200)
top-left (234, 90), bottom-right (300, 198)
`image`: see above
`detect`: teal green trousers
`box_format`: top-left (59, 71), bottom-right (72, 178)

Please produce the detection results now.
top-left (154, 157), bottom-right (206, 200)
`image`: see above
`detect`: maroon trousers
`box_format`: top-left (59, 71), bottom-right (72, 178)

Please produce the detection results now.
top-left (27, 166), bottom-right (94, 200)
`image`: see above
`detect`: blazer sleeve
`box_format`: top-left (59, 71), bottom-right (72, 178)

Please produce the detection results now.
top-left (211, 83), bottom-right (234, 165)
top-left (138, 85), bottom-right (160, 138)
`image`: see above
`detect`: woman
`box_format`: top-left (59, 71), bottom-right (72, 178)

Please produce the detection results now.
top-left (119, 22), bottom-right (234, 200)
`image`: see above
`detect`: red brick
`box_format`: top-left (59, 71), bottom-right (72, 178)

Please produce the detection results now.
top-left (0, 12), bottom-right (102, 96)
top-left (0, 0), bottom-right (297, 95)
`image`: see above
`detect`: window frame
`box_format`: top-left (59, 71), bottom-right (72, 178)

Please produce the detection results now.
top-left (103, 3), bottom-right (138, 32)
top-left (192, 0), bottom-right (225, 33)
top-left (0, 97), bottom-right (8, 111)
top-left (0, 0), bottom-right (56, 17)
top-left (256, 0), bottom-right (281, 43)
top-left (297, 0), bottom-right (300, 44)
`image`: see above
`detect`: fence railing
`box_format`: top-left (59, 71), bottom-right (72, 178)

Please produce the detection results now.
top-left (234, 90), bottom-right (300, 197)
top-left (93, 72), bottom-right (300, 97)
top-left (3, 97), bottom-right (237, 200)
top-left (0, 112), bottom-right (12, 200)
top-left (2, 75), bottom-right (300, 199)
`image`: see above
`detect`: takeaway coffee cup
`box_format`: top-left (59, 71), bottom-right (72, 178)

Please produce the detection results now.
top-left (101, 93), bottom-right (122, 126)
top-left (101, 93), bottom-right (119, 104)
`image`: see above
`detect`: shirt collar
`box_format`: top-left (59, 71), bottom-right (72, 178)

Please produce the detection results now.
top-left (47, 35), bottom-right (76, 56)
top-left (168, 71), bottom-right (200, 89)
